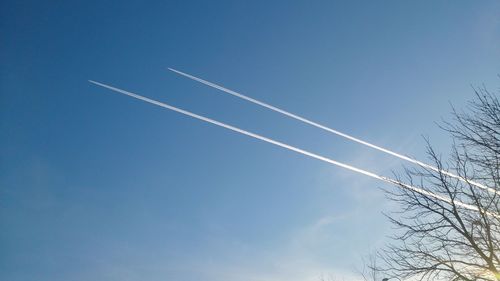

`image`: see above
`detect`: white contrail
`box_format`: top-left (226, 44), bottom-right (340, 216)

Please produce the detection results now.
top-left (89, 80), bottom-right (498, 217)
top-left (167, 68), bottom-right (498, 195)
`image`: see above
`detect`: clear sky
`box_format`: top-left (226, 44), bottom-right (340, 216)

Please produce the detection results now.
top-left (1, 1), bottom-right (499, 281)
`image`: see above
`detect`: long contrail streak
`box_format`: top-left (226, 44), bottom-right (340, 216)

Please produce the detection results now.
top-left (167, 68), bottom-right (498, 195)
top-left (89, 80), bottom-right (498, 217)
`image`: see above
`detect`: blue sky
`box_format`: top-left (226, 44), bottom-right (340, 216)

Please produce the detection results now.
top-left (1, 1), bottom-right (499, 280)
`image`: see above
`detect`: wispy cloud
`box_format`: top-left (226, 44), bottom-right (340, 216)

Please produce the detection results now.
top-left (184, 215), bottom-right (363, 281)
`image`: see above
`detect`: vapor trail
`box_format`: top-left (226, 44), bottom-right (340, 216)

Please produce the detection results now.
top-left (167, 68), bottom-right (498, 195)
top-left (89, 80), bottom-right (497, 216)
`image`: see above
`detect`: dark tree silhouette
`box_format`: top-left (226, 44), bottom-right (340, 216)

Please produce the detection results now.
top-left (378, 88), bottom-right (500, 281)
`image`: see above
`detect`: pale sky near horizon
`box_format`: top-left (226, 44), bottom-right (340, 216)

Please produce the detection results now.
top-left (1, 1), bottom-right (500, 281)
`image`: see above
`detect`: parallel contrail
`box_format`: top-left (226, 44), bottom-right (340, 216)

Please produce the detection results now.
top-left (167, 68), bottom-right (498, 195)
top-left (89, 80), bottom-right (494, 215)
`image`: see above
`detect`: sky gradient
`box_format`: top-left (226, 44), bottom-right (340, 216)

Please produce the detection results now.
top-left (1, 1), bottom-right (500, 281)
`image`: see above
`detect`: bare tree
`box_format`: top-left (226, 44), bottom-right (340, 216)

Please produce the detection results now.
top-left (359, 255), bottom-right (383, 281)
top-left (378, 88), bottom-right (500, 281)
